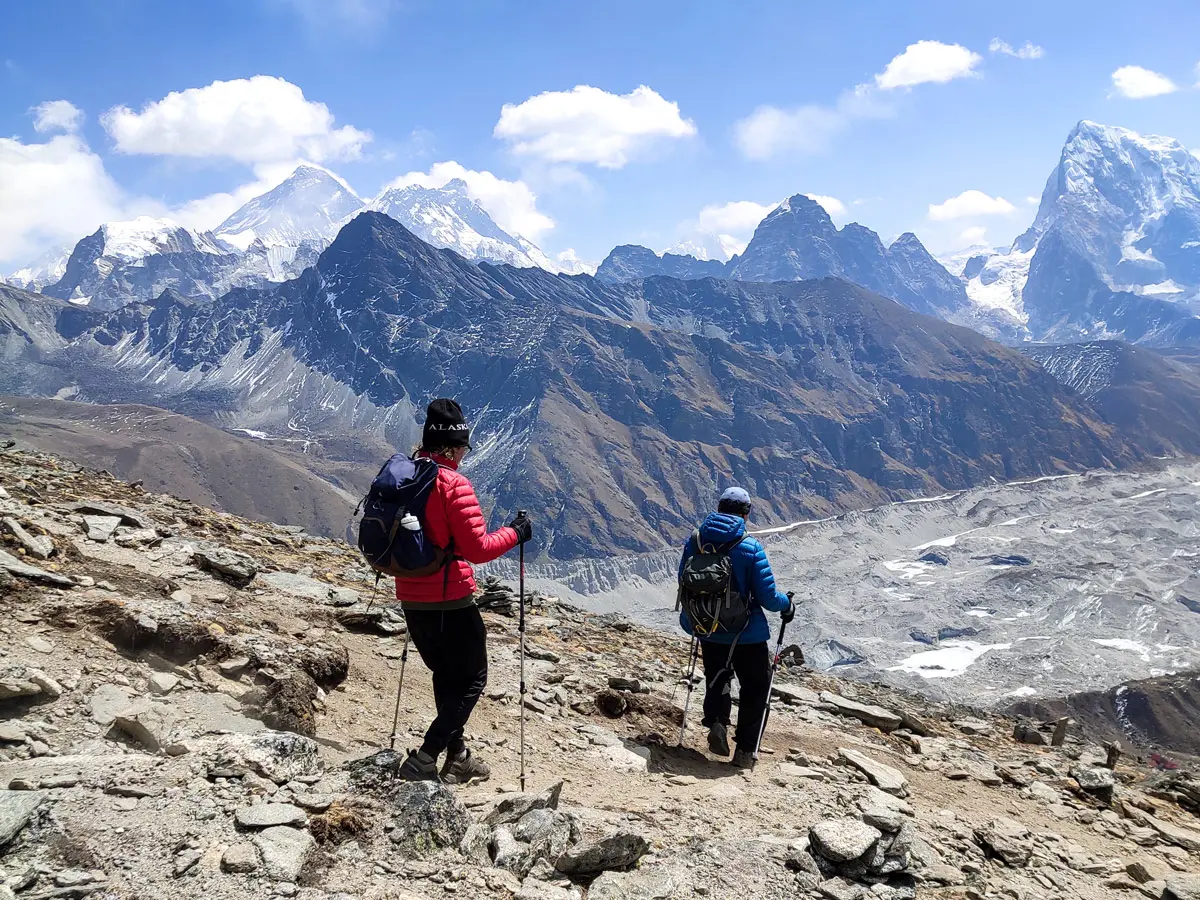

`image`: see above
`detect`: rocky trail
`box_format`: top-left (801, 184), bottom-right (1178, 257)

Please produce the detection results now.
top-left (3, 444), bottom-right (1200, 900)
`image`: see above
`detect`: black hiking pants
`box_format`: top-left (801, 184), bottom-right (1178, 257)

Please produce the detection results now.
top-left (700, 639), bottom-right (770, 753)
top-left (404, 604), bottom-right (488, 759)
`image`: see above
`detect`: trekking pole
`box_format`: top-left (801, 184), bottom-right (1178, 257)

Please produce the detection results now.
top-left (388, 630), bottom-right (410, 749)
top-left (753, 592), bottom-right (794, 761)
top-left (677, 636), bottom-right (699, 745)
top-left (517, 511), bottom-right (528, 792)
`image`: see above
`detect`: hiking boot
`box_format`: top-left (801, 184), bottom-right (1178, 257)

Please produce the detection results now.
top-left (707, 722), bottom-right (731, 757)
top-left (731, 748), bottom-right (755, 769)
top-left (440, 748), bottom-right (491, 785)
top-left (397, 749), bottom-right (439, 781)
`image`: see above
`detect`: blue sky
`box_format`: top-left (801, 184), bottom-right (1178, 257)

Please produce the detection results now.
top-left (3, 0), bottom-right (1200, 269)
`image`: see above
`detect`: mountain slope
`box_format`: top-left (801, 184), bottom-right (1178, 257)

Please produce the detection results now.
top-left (370, 179), bottom-right (560, 271)
top-left (0, 212), bottom-right (1144, 561)
top-left (961, 122), bottom-right (1200, 345)
top-left (0, 395), bottom-right (364, 536)
top-left (595, 195), bottom-right (982, 329)
top-left (1025, 340), bottom-right (1200, 455)
top-left (215, 165), bottom-right (365, 278)
top-left (39, 217), bottom-right (253, 312)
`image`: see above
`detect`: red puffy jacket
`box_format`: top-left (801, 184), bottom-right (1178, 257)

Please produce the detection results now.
top-left (394, 452), bottom-right (519, 609)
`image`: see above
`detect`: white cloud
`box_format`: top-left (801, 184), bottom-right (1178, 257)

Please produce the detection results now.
top-left (734, 103), bottom-right (846, 160)
top-left (32, 100), bottom-right (84, 134)
top-left (928, 190), bottom-right (1016, 221)
top-left (384, 161), bottom-right (554, 240)
top-left (736, 40), bottom-right (981, 160)
top-left (959, 225), bottom-right (988, 245)
top-left (102, 76), bottom-right (371, 164)
top-left (989, 39), bottom-right (1044, 60)
top-left (0, 133), bottom-right (128, 266)
top-left (1110, 66), bottom-right (1178, 99)
top-left (875, 40), bottom-right (983, 90)
top-left (696, 200), bottom-right (776, 235)
top-left (805, 194), bottom-right (847, 217)
top-left (1025, 196), bottom-right (1040, 204)
top-left (493, 84), bottom-right (696, 169)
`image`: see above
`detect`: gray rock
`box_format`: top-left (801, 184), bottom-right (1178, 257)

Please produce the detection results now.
top-left (587, 868), bottom-right (676, 900)
top-left (860, 807), bottom-right (904, 834)
top-left (212, 732), bottom-right (323, 784)
top-left (113, 699), bottom-right (176, 751)
top-left (0, 790), bottom-right (45, 848)
top-left (0, 724), bottom-right (25, 743)
top-left (83, 515), bottom-right (122, 542)
top-left (525, 646), bottom-right (561, 663)
top-left (819, 692), bottom-right (902, 731)
top-left (1165, 874), bottom-right (1200, 900)
top-left (974, 817), bottom-right (1033, 867)
top-left (27, 669), bottom-right (61, 697)
top-left (809, 818), bottom-right (882, 863)
top-left (173, 849), bottom-right (202, 877)
top-left (0, 549), bottom-right (74, 586)
top-left (817, 877), bottom-right (867, 900)
top-left (221, 842), bottom-right (261, 874)
top-left (385, 781), bottom-right (471, 858)
top-left (193, 547), bottom-right (259, 585)
top-left (954, 719), bottom-right (992, 736)
top-left (515, 878), bottom-right (580, 900)
top-left (486, 780), bottom-right (564, 825)
top-left (148, 673), bottom-right (179, 695)
top-left (1, 518), bottom-right (53, 559)
top-left (0, 670), bottom-right (42, 701)
top-left (1013, 721), bottom-right (1049, 746)
top-left (460, 823), bottom-right (492, 865)
top-left (89, 684), bottom-right (133, 726)
top-left (1071, 765), bottom-right (1116, 801)
top-left (260, 572), bottom-right (359, 605)
top-left (555, 830), bottom-right (649, 878)
top-left (68, 502), bottom-right (153, 529)
top-left (219, 657), bottom-right (252, 677)
top-left (24, 636), bottom-right (53, 654)
top-left (490, 824), bottom-right (528, 874)
top-left (236, 803), bottom-right (307, 829)
top-left (252, 826), bottom-right (314, 882)
top-left (837, 748), bottom-right (909, 797)
top-left (772, 684), bottom-right (820, 706)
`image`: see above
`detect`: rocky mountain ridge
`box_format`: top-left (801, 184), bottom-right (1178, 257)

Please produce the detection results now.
top-left (957, 121), bottom-right (1200, 346)
top-left (3, 443), bottom-right (1200, 900)
top-left (0, 212), bottom-right (1150, 560)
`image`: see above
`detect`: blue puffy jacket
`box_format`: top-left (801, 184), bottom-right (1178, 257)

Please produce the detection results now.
top-left (678, 512), bottom-right (790, 645)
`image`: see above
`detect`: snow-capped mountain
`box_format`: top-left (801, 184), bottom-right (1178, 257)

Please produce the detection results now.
top-left (41, 217), bottom-right (245, 311)
top-left (215, 165), bottom-right (365, 277)
top-left (958, 121), bottom-right (1200, 345)
top-left (368, 179), bottom-right (567, 272)
top-left (4, 244), bottom-right (73, 293)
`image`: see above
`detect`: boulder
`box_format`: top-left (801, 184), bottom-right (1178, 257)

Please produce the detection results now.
top-left (83, 515), bottom-right (122, 542)
top-left (210, 731), bottom-right (323, 785)
top-left (555, 830), bottom-right (649, 878)
top-left (819, 692), bottom-right (902, 732)
top-left (252, 826), bottom-right (314, 882)
top-left (1, 518), bottom-right (53, 559)
top-left (221, 842), bottom-right (260, 873)
top-left (772, 684), bottom-right (820, 706)
top-left (974, 817), bottom-right (1033, 867)
top-left (1165, 875), bottom-right (1200, 900)
top-left (384, 781), bottom-right (471, 858)
top-left (193, 546), bottom-right (259, 585)
top-left (809, 819), bottom-right (882, 863)
top-left (89, 684), bottom-right (133, 726)
top-left (587, 868), bottom-right (676, 900)
top-left (113, 699), bottom-right (177, 751)
top-left (68, 501), bottom-right (153, 529)
top-left (236, 803), bottom-right (307, 829)
top-left (837, 748), bottom-right (909, 797)
top-left (0, 549), bottom-right (74, 586)
top-left (486, 781), bottom-right (565, 826)
top-left (0, 790), bottom-right (45, 848)
top-left (1013, 721), bottom-right (1048, 746)
top-left (1071, 765), bottom-right (1116, 802)
top-left (148, 673), bottom-right (179, 695)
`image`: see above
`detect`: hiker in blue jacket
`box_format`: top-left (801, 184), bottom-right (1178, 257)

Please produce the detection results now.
top-left (679, 487), bottom-right (795, 768)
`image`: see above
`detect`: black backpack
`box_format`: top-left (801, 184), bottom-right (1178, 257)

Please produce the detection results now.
top-left (677, 532), bottom-right (750, 637)
top-left (357, 455), bottom-right (451, 578)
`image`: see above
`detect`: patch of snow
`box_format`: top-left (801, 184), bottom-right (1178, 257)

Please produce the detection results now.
top-left (1092, 638), bottom-right (1152, 661)
top-left (965, 608), bottom-right (996, 618)
top-left (1006, 686), bottom-right (1037, 697)
top-left (888, 640), bottom-right (1013, 679)
top-left (235, 429), bottom-right (269, 440)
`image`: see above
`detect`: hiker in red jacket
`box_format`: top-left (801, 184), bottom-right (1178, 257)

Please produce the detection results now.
top-left (396, 399), bottom-right (532, 782)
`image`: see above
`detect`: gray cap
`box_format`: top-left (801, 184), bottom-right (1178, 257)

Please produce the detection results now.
top-left (720, 487), bottom-right (752, 506)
